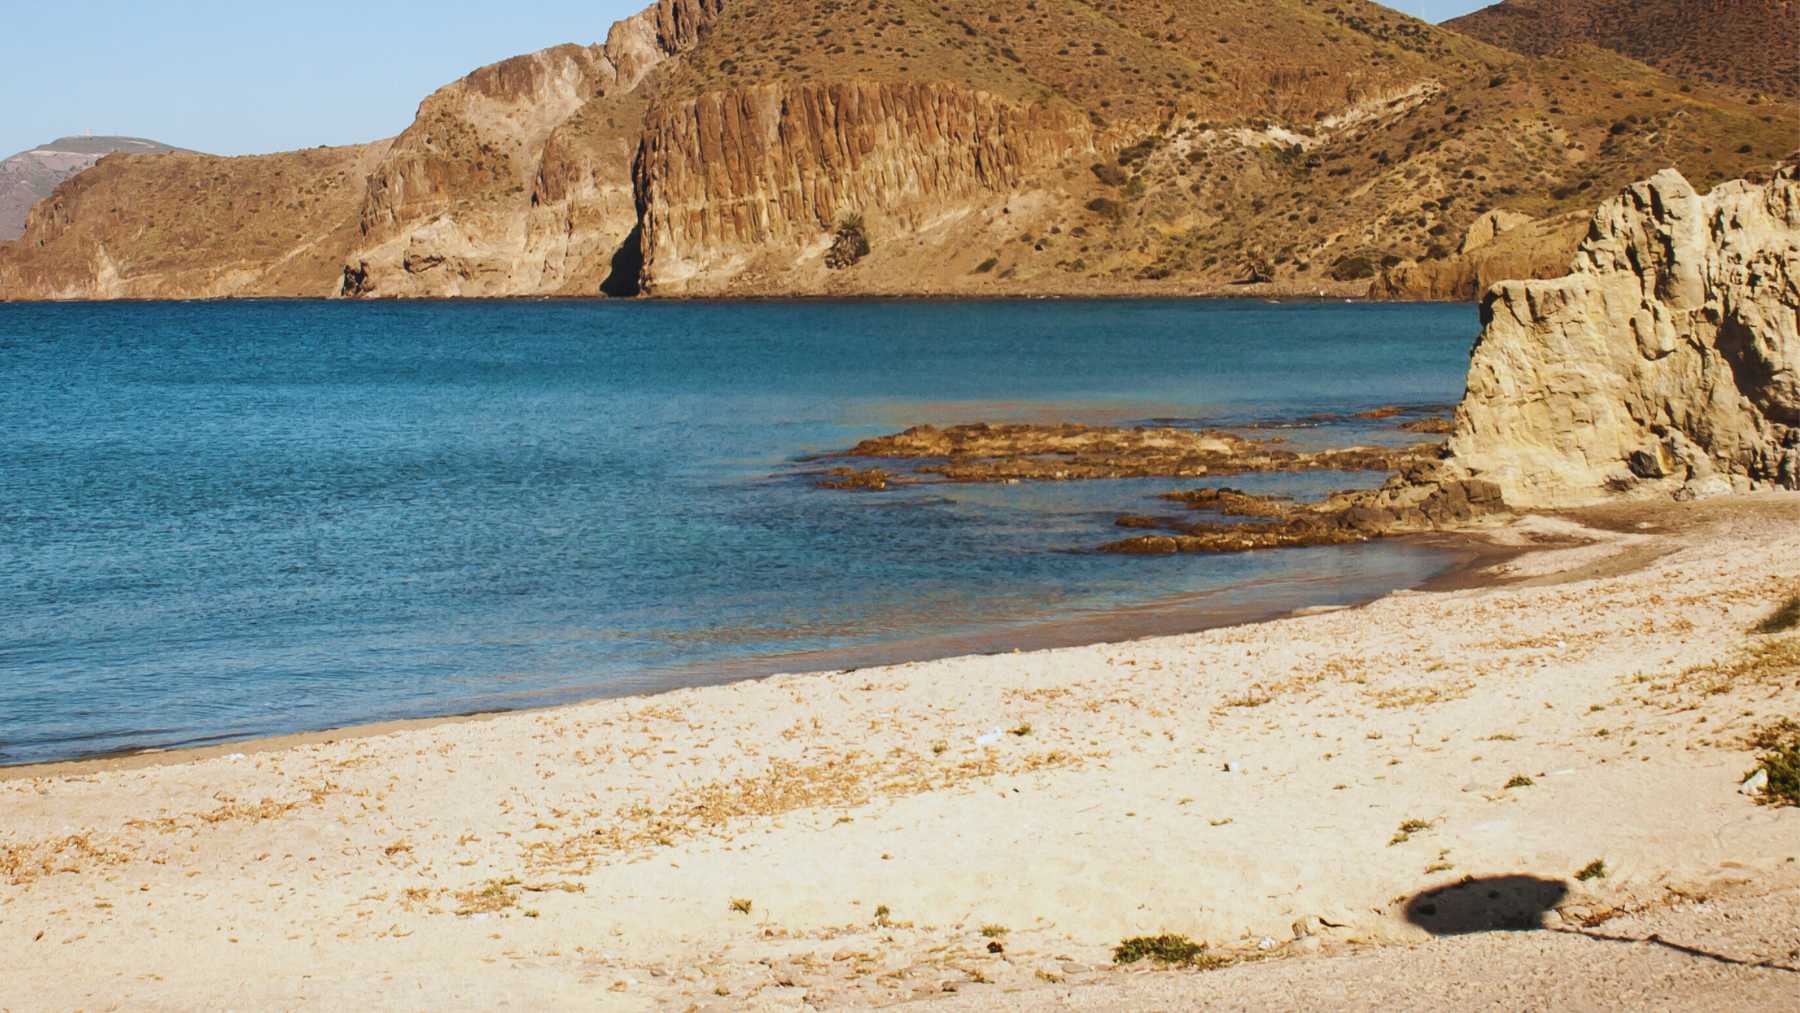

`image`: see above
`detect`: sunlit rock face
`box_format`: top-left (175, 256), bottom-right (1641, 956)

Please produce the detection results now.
top-left (1448, 166), bottom-right (1800, 507)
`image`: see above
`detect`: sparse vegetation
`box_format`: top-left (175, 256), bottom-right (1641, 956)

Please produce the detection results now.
top-left (825, 212), bottom-right (871, 270)
top-left (729, 897), bottom-right (754, 915)
top-left (1390, 818), bottom-right (1433, 845)
top-left (1575, 859), bottom-right (1608, 882)
top-left (1505, 774), bottom-right (1536, 789)
top-left (1329, 254), bottom-right (1378, 282)
top-left (1113, 933), bottom-right (1230, 968)
top-left (1226, 689), bottom-right (1274, 709)
top-left (1648, 637), bottom-right (1800, 702)
top-left (455, 877), bottom-right (523, 916)
top-left (1084, 197), bottom-right (1123, 221)
top-left (1745, 723), bottom-right (1800, 807)
top-left (980, 924), bottom-right (1009, 938)
top-left (1747, 719), bottom-right (1800, 751)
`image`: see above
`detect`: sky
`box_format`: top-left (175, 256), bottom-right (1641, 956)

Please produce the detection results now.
top-left (0, 1), bottom-right (1492, 160)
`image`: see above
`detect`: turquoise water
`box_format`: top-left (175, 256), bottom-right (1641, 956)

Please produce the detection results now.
top-left (0, 299), bottom-right (1479, 765)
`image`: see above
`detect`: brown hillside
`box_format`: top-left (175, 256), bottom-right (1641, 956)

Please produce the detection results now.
top-left (1448, 0), bottom-right (1799, 98)
top-left (0, 144), bottom-right (387, 299)
top-left (1, 0), bottom-right (1794, 301)
top-left (635, 0), bottom-right (1796, 295)
top-left (0, 137), bottom-right (186, 241)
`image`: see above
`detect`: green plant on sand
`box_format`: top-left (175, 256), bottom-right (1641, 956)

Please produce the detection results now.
top-left (1575, 859), bottom-right (1608, 881)
top-left (1113, 934), bottom-right (1232, 968)
top-left (1745, 723), bottom-right (1800, 807)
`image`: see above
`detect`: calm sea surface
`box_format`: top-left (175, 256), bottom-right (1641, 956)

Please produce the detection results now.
top-left (0, 299), bottom-right (1479, 765)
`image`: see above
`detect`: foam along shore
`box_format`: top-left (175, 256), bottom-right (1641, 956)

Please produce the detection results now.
top-left (2, 493), bottom-right (1797, 1010)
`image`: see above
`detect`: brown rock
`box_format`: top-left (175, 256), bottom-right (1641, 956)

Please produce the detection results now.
top-left (634, 80), bottom-right (1089, 294)
top-left (1369, 211), bottom-right (1589, 302)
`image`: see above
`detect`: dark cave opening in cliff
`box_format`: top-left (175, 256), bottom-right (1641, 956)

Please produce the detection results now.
top-left (600, 224), bottom-right (645, 298)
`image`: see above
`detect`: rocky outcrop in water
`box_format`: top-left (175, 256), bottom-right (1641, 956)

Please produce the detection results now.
top-left (842, 423), bottom-right (1434, 483)
top-left (1099, 463), bottom-right (1507, 555)
top-left (1445, 165), bottom-right (1800, 507)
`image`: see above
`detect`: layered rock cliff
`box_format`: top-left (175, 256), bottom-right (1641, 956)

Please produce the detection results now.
top-left (635, 81), bottom-right (1089, 294)
top-left (1446, 165), bottom-right (1800, 507)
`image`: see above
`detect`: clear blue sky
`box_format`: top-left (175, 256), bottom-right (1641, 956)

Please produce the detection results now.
top-left (0, 1), bottom-right (1491, 159)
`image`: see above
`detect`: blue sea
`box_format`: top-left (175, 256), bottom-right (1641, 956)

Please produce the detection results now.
top-left (0, 299), bottom-right (1479, 765)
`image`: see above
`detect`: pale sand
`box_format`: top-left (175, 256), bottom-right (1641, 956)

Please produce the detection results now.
top-left (2, 495), bottom-right (1797, 1010)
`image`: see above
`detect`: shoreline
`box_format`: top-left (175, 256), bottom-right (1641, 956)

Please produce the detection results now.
top-left (0, 292), bottom-right (1474, 307)
top-left (0, 526), bottom-right (1524, 781)
top-left (3, 492), bottom-right (1796, 1009)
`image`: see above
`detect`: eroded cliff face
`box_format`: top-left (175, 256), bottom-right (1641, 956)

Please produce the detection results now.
top-left (634, 81), bottom-right (1090, 294)
top-left (1446, 165), bottom-right (1800, 508)
top-left (339, 0), bottom-right (721, 298)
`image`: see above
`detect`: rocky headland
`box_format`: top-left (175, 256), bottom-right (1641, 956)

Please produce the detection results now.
top-left (824, 165), bottom-right (1800, 555)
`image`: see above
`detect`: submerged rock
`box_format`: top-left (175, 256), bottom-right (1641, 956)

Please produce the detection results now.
top-left (817, 467), bottom-right (892, 492)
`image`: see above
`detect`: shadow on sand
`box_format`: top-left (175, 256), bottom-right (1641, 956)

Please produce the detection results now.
top-left (1403, 874), bottom-right (1568, 935)
top-left (1402, 874), bottom-right (1797, 974)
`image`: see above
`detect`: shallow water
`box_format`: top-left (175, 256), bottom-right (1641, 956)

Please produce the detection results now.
top-left (0, 299), bottom-right (1479, 764)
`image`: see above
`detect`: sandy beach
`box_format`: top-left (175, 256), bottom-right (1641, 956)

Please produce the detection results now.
top-left (3, 493), bottom-right (1797, 1010)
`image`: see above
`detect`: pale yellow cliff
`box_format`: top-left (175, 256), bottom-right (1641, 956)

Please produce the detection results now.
top-left (1448, 165), bottom-right (1800, 507)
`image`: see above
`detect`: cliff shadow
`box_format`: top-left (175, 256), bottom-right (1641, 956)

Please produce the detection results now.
top-left (600, 223), bottom-right (644, 298)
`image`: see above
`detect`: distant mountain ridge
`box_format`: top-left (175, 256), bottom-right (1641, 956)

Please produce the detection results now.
top-left (0, 136), bottom-right (186, 241)
top-left (1, 1), bottom-right (1794, 300)
top-left (1447, 0), bottom-right (1799, 97)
